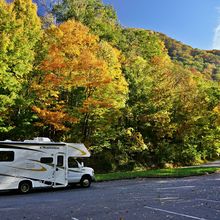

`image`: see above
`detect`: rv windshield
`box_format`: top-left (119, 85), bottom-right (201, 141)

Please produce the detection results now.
top-left (68, 157), bottom-right (79, 168)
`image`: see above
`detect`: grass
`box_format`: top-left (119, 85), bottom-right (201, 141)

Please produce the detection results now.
top-left (95, 167), bottom-right (220, 182)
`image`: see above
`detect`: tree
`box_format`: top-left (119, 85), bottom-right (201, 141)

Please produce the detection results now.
top-left (0, 0), bottom-right (42, 136)
top-left (52, 0), bottom-right (122, 45)
top-left (32, 20), bottom-right (128, 141)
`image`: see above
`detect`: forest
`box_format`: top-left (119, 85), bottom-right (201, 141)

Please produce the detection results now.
top-left (1, 0), bottom-right (220, 172)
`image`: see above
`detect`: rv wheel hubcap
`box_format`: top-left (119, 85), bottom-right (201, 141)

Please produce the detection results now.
top-left (83, 179), bottom-right (89, 187)
top-left (21, 184), bottom-right (29, 192)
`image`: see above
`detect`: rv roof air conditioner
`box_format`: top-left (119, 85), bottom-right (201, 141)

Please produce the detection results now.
top-left (24, 137), bottom-right (52, 143)
top-left (33, 137), bottom-right (51, 142)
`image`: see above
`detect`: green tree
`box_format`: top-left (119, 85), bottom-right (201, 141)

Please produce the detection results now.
top-left (52, 0), bottom-right (122, 45)
top-left (0, 0), bottom-right (42, 138)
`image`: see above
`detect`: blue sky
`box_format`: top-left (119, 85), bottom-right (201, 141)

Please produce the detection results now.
top-left (103, 0), bottom-right (220, 50)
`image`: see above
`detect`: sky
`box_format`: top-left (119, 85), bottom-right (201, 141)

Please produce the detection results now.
top-left (102, 0), bottom-right (220, 50)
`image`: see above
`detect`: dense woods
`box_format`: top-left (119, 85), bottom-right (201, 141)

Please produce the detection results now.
top-left (1, 0), bottom-right (220, 172)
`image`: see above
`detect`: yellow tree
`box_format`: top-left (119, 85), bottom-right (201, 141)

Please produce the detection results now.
top-left (32, 20), bottom-right (128, 140)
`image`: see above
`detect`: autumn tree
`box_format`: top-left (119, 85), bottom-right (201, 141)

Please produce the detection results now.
top-left (32, 20), bottom-right (128, 141)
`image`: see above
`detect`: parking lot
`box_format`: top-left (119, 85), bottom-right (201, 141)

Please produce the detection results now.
top-left (0, 173), bottom-right (220, 219)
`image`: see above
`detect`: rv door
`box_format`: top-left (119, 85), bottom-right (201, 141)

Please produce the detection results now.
top-left (53, 154), bottom-right (68, 187)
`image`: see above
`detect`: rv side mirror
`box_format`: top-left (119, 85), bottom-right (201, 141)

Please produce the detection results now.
top-left (81, 162), bottom-right (84, 167)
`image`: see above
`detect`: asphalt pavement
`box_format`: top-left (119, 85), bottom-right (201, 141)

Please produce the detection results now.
top-left (1, 173), bottom-right (220, 220)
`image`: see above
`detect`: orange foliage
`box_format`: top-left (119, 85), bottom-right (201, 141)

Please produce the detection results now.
top-left (32, 106), bottom-right (78, 131)
top-left (32, 20), bottom-right (128, 132)
top-left (79, 97), bottom-right (113, 113)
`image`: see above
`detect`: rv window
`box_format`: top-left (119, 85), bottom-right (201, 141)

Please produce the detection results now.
top-left (57, 155), bottom-right (64, 167)
top-left (40, 157), bottom-right (53, 164)
top-left (68, 157), bottom-right (78, 168)
top-left (0, 151), bottom-right (14, 162)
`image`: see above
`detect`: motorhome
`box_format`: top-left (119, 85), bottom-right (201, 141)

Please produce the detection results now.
top-left (0, 137), bottom-right (95, 193)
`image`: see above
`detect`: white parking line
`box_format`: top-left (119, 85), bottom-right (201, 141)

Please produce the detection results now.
top-left (158, 186), bottom-right (195, 190)
top-left (158, 197), bottom-right (179, 201)
top-left (144, 206), bottom-right (207, 220)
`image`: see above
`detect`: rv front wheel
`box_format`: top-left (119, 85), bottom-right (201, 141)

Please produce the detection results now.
top-left (19, 181), bottom-right (32, 194)
top-left (80, 175), bottom-right (91, 188)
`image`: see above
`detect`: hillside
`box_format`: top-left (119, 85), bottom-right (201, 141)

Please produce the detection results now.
top-left (157, 32), bottom-right (220, 80)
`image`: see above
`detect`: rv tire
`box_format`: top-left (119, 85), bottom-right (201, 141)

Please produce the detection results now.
top-left (19, 181), bottom-right (32, 194)
top-left (80, 175), bottom-right (91, 188)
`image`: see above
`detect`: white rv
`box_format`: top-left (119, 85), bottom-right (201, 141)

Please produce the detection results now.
top-left (0, 137), bottom-right (95, 193)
